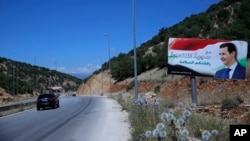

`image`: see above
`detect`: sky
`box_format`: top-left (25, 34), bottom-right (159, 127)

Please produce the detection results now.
top-left (0, 0), bottom-right (220, 78)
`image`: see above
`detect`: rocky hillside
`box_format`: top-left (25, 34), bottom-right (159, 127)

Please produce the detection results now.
top-left (78, 62), bottom-right (250, 98)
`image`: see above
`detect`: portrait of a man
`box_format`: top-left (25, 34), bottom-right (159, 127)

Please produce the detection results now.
top-left (214, 42), bottom-right (246, 80)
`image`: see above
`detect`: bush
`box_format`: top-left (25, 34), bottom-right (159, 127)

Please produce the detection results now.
top-left (126, 81), bottom-right (134, 92)
top-left (247, 112), bottom-right (250, 121)
top-left (235, 95), bottom-right (244, 104)
top-left (154, 85), bottom-right (161, 93)
top-left (221, 97), bottom-right (239, 111)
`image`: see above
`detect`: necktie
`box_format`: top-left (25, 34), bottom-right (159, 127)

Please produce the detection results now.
top-left (225, 68), bottom-right (231, 79)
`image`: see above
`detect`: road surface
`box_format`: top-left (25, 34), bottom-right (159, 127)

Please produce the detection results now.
top-left (0, 95), bottom-right (131, 141)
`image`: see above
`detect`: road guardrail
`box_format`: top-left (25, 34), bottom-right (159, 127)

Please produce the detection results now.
top-left (0, 99), bottom-right (36, 116)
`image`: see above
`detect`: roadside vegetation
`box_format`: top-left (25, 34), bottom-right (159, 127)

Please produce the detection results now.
top-left (112, 92), bottom-right (250, 141)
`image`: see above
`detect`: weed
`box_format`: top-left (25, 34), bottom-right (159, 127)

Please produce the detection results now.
top-left (221, 97), bottom-right (239, 111)
top-left (154, 85), bottom-right (161, 93)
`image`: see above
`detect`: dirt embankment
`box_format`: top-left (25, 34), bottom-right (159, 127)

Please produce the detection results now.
top-left (77, 67), bottom-right (250, 100)
top-left (77, 64), bottom-right (250, 123)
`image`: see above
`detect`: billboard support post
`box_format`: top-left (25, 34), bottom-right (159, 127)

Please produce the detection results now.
top-left (190, 76), bottom-right (197, 106)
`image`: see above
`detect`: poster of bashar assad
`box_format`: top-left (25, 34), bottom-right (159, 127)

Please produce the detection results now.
top-left (167, 38), bottom-right (248, 80)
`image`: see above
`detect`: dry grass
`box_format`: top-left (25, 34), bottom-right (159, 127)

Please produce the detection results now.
top-left (112, 92), bottom-right (235, 141)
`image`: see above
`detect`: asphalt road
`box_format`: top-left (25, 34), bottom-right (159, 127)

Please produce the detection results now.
top-left (0, 95), bottom-right (130, 141)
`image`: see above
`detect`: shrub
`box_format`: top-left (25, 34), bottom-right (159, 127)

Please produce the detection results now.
top-left (246, 112), bottom-right (250, 120)
top-left (235, 95), bottom-right (244, 104)
top-left (154, 85), bottom-right (161, 93)
top-left (126, 81), bottom-right (134, 91)
top-left (221, 97), bottom-right (239, 111)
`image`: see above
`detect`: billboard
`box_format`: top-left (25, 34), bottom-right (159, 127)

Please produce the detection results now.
top-left (167, 38), bottom-right (248, 80)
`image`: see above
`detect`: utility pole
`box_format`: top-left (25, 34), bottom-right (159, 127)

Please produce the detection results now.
top-left (12, 62), bottom-right (15, 96)
top-left (132, 0), bottom-right (138, 100)
top-left (101, 57), bottom-right (104, 96)
top-left (104, 34), bottom-right (112, 97)
top-left (33, 57), bottom-right (36, 96)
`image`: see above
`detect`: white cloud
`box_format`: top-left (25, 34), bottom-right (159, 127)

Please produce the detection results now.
top-left (52, 64), bottom-right (100, 75)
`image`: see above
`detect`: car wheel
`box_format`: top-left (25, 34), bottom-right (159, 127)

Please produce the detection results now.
top-left (37, 107), bottom-right (40, 111)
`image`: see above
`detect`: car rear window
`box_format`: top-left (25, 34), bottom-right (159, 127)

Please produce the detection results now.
top-left (38, 94), bottom-right (54, 98)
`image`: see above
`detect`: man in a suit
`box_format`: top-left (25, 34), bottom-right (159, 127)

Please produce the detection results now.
top-left (214, 42), bottom-right (246, 80)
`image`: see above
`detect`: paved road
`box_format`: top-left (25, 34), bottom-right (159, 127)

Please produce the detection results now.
top-left (0, 95), bottom-right (131, 141)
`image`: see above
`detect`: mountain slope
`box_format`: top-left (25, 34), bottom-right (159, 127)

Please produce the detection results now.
top-left (0, 57), bottom-right (82, 99)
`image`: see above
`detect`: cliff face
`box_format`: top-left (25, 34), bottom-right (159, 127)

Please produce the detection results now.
top-left (77, 70), bottom-right (131, 95)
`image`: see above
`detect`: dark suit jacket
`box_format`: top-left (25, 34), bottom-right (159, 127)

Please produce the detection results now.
top-left (214, 63), bottom-right (246, 80)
